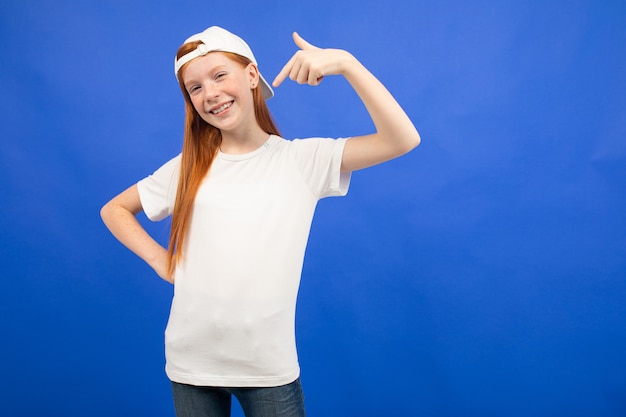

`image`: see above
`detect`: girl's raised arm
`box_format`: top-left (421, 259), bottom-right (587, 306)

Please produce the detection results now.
top-left (272, 32), bottom-right (420, 172)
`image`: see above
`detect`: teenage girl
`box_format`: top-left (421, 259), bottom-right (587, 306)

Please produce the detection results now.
top-left (101, 26), bottom-right (419, 417)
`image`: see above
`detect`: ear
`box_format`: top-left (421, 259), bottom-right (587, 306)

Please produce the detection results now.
top-left (246, 63), bottom-right (260, 89)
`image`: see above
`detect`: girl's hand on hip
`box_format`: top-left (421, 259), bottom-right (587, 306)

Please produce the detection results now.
top-left (272, 32), bottom-right (355, 87)
top-left (151, 248), bottom-right (174, 284)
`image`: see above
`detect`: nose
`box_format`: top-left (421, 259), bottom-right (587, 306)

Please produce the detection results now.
top-left (202, 81), bottom-right (219, 102)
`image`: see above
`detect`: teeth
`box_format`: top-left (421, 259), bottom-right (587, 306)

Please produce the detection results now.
top-left (211, 102), bottom-right (232, 114)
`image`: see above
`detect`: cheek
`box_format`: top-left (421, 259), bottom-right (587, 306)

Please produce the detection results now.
top-left (189, 96), bottom-right (213, 124)
top-left (190, 96), bottom-right (204, 113)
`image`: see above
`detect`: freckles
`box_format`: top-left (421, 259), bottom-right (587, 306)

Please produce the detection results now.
top-left (190, 97), bottom-right (201, 111)
top-left (190, 98), bottom-right (205, 117)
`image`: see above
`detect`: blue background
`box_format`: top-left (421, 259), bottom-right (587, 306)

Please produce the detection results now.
top-left (1, 0), bottom-right (625, 416)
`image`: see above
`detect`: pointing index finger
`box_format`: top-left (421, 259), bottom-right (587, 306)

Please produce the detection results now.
top-left (272, 31), bottom-right (319, 88)
top-left (272, 54), bottom-right (296, 88)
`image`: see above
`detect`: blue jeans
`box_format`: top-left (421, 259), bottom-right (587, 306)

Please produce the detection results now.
top-left (171, 378), bottom-right (306, 417)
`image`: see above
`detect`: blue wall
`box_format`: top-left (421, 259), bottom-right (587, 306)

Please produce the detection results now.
top-left (1, 1), bottom-right (625, 415)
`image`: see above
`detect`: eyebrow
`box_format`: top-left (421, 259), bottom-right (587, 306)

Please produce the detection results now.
top-left (183, 64), bottom-right (230, 89)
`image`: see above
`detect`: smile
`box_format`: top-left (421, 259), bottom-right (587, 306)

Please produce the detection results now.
top-left (210, 101), bottom-right (233, 115)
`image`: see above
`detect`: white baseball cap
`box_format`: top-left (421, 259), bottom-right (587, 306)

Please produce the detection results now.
top-left (174, 26), bottom-right (274, 100)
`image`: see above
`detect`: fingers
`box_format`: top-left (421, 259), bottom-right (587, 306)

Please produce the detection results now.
top-left (283, 58), bottom-right (324, 86)
top-left (272, 32), bottom-right (324, 88)
top-left (292, 31), bottom-right (318, 51)
top-left (272, 32), bottom-right (305, 87)
top-left (272, 54), bottom-right (295, 87)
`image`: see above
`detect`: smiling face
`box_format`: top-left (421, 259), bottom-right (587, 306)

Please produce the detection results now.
top-left (181, 51), bottom-right (260, 135)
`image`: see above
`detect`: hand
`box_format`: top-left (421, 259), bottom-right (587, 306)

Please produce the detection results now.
top-left (272, 32), bottom-right (354, 88)
top-left (151, 248), bottom-right (175, 284)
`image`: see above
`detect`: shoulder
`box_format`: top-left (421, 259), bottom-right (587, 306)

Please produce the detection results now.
top-left (138, 153), bottom-right (182, 188)
top-left (271, 137), bottom-right (349, 170)
top-left (280, 136), bottom-right (349, 153)
top-left (151, 154), bottom-right (182, 176)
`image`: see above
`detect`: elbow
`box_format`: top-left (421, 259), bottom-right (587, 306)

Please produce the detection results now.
top-left (100, 199), bottom-right (122, 226)
top-left (401, 129), bottom-right (421, 155)
top-left (100, 202), bottom-right (112, 225)
top-left (410, 130), bottom-right (421, 150)
top-left (385, 130), bottom-right (420, 163)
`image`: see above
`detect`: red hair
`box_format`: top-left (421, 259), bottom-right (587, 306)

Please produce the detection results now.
top-left (167, 42), bottom-right (280, 276)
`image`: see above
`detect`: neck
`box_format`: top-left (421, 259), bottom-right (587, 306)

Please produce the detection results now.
top-left (220, 124), bottom-right (270, 155)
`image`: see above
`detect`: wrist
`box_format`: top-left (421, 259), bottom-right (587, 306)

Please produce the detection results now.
top-left (338, 50), bottom-right (357, 73)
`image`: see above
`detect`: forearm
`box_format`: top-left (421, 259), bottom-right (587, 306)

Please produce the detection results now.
top-left (100, 193), bottom-right (171, 282)
top-left (341, 53), bottom-right (420, 152)
top-left (272, 32), bottom-right (420, 171)
top-left (102, 204), bottom-right (165, 263)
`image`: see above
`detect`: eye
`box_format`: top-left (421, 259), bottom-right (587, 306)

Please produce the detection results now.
top-left (215, 72), bottom-right (227, 80)
top-left (187, 85), bottom-right (201, 95)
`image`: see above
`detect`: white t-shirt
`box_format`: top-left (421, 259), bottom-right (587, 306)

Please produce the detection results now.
top-left (137, 135), bottom-right (351, 387)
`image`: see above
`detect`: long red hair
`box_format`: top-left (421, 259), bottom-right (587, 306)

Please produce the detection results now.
top-left (167, 41), bottom-right (280, 276)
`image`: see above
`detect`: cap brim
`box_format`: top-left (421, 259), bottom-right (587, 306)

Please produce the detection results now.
top-left (259, 74), bottom-right (274, 100)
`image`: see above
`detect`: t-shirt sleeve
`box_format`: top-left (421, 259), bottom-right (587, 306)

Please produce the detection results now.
top-left (136, 154), bottom-right (181, 221)
top-left (290, 137), bottom-right (351, 199)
